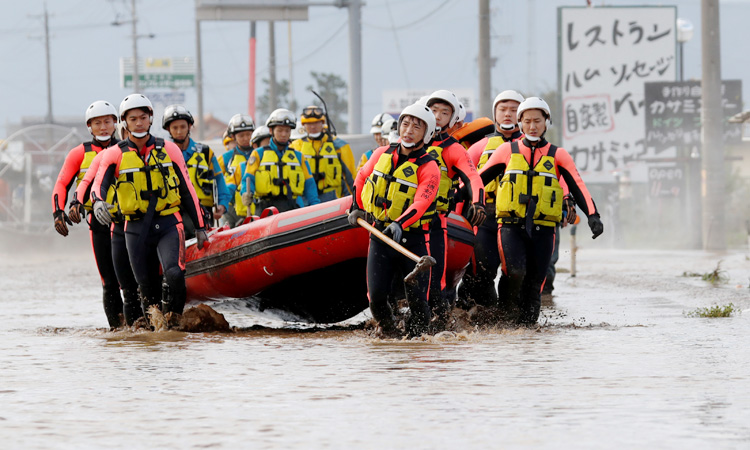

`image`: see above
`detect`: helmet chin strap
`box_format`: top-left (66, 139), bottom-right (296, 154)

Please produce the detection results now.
top-left (525, 135), bottom-right (541, 142)
top-left (401, 140), bottom-right (417, 148)
top-left (499, 123), bottom-right (516, 131)
top-left (308, 132), bottom-right (322, 139)
top-left (172, 137), bottom-right (187, 145)
top-left (95, 134), bottom-right (112, 142)
top-left (130, 131), bottom-right (148, 139)
top-left (237, 144), bottom-right (252, 152)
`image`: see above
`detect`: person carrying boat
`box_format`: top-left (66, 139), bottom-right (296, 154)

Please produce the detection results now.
top-left (162, 104), bottom-right (231, 236)
top-left (478, 97), bottom-right (603, 325)
top-left (348, 103), bottom-right (441, 338)
top-left (243, 108), bottom-right (320, 212)
top-left (239, 125), bottom-right (272, 214)
top-left (423, 90), bottom-right (487, 329)
top-left (289, 105), bottom-right (356, 203)
top-left (51, 100), bottom-right (124, 328)
top-left (90, 93), bottom-right (208, 318)
top-left (357, 114), bottom-right (397, 172)
top-left (71, 142), bottom-right (144, 326)
top-left (222, 114), bottom-right (256, 227)
top-left (458, 90), bottom-right (526, 309)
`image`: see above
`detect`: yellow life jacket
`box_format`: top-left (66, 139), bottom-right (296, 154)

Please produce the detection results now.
top-left (226, 149), bottom-right (251, 216)
top-left (76, 142), bottom-right (108, 211)
top-left (299, 138), bottom-right (343, 195)
top-left (185, 144), bottom-right (214, 208)
top-left (360, 145), bottom-right (436, 231)
top-left (426, 138), bottom-right (460, 213)
top-left (254, 147), bottom-right (306, 198)
top-left (477, 136), bottom-right (508, 203)
top-left (114, 138), bottom-right (181, 219)
top-left (495, 141), bottom-right (563, 227)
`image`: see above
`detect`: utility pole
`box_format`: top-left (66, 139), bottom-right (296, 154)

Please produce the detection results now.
top-left (269, 21), bottom-right (277, 112)
top-left (131, 0), bottom-right (139, 92)
top-left (43, 4), bottom-right (53, 123)
top-left (195, 14), bottom-right (204, 139)
top-left (347, 0), bottom-right (362, 133)
top-left (701, 0), bottom-right (725, 250)
top-left (478, 0), bottom-right (491, 118)
top-left (249, 21), bottom-right (257, 119)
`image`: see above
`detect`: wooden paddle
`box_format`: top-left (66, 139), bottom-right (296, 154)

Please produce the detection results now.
top-left (356, 217), bottom-right (436, 283)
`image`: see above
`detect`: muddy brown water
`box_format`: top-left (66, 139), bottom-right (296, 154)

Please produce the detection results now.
top-left (1, 242), bottom-right (749, 448)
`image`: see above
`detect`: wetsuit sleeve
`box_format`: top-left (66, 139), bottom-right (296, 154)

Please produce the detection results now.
top-left (74, 149), bottom-right (105, 205)
top-left (444, 143), bottom-right (484, 205)
top-left (52, 144), bottom-right (85, 211)
top-left (165, 143), bottom-right (205, 229)
top-left (395, 159), bottom-right (440, 229)
top-left (210, 153), bottom-right (231, 209)
top-left (91, 147), bottom-right (121, 203)
top-left (353, 146), bottom-right (388, 210)
top-left (467, 138), bottom-right (488, 170)
top-left (242, 149), bottom-right (262, 196)
top-left (478, 142), bottom-right (511, 186)
top-left (555, 147), bottom-right (598, 217)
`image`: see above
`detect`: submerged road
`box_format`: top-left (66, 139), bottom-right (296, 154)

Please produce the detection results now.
top-left (1, 243), bottom-right (749, 448)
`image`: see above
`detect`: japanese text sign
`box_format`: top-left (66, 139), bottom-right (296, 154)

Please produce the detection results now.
top-left (558, 6), bottom-right (676, 182)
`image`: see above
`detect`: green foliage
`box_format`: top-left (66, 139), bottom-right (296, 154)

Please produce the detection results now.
top-left (257, 78), bottom-right (298, 123)
top-left (681, 261), bottom-right (728, 286)
top-left (305, 71), bottom-right (348, 133)
top-left (686, 303), bottom-right (735, 318)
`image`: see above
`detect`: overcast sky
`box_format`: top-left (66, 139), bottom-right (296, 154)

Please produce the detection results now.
top-left (1, 0), bottom-right (748, 137)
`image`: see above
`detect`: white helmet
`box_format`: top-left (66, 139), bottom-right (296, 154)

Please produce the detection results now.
top-left (517, 97), bottom-right (551, 141)
top-left (415, 95), bottom-right (430, 106)
top-left (457, 102), bottom-right (467, 123)
top-left (381, 118), bottom-right (399, 144)
top-left (265, 108), bottom-right (297, 129)
top-left (85, 100), bottom-right (118, 124)
top-left (492, 90), bottom-right (525, 116)
top-left (228, 113), bottom-right (255, 135)
top-left (398, 103), bottom-right (436, 146)
top-left (251, 125), bottom-right (272, 146)
top-left (517, 97), bottom-right (551, 122)
top-left (370, 113), bottom-right (394, 134)
top-left (426, 89), bottom-right (461, 129)
top-left (119, 93), bottom-right (153, 122)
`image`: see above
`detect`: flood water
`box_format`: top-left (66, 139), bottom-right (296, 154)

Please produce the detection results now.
top-left (2, 234), bottom-right (750, 449)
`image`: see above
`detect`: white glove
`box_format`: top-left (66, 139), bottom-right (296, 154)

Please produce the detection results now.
top-left (93, 200), bottom-right (113, 226)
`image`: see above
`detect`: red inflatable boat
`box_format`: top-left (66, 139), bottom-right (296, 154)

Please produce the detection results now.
top-left (184, 196), bottom-right (475, 323)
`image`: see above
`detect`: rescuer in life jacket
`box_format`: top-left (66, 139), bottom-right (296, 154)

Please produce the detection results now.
top-left (348, 103), bottom-right (441, 339)
top-left (423, 90), bottom-right (487, 330)
top-left (288, 105), bottom-right (356, 204)
top-left (162, 104), bottom-right (231, 235)
top-left (51, 100), bottom-right (125, 328)
top-left (478, 97), bottom-right (604, 325)
top-left (242, 108), bottom-right (320, 213)
top-left (356, 113), bottom-right (396, 172)
top-left (239, 125), bottom-right (272, 214)
top-left (457, 90), bottom-right (527, 309)
top-left (72, 138), bottom-right (144, 326)
top-left (222, 114), bottom-right (256, 227)
top-left (90, 93), bottom-right (208, 319)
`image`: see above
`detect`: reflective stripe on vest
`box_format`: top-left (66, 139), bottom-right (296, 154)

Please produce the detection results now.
top-left (299, 138), bottom-right (343, 195)
top-left (254, 147), bottom-right (306, 199)
top-left (361, 145), bottom-right (435, 231)
top-left (495, 141), bottom-right (562, 227)
top-left (114, 138), bottom-right (181, 219)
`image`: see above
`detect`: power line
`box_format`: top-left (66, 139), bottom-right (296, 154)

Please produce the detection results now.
top-left (363, 0), bottom-right (452, 30)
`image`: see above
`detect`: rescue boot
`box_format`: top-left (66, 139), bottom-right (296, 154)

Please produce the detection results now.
top-left (139, 284), bottom-right (162, 318)
top-left (102, 289), bottom-right (124, 329)
top-left (122, 289), bottom-right (143, 326)
top-left (162, 268), bottom-right (187, 315)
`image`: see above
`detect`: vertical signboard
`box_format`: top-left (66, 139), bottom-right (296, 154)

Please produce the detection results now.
top-left (558, 6), bottom-right (676, 183)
